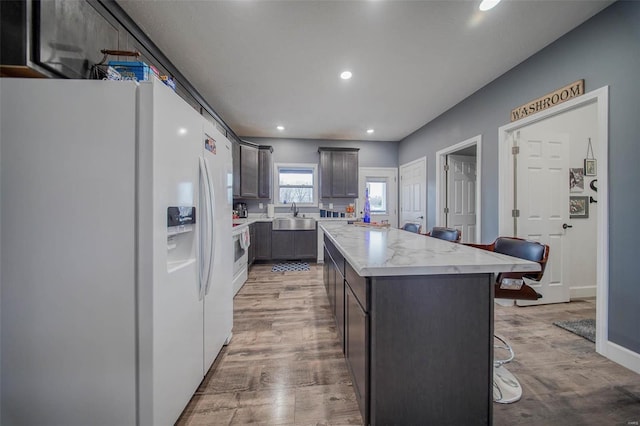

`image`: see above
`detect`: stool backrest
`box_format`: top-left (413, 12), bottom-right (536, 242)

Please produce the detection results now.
top-left (494, 237), bottom-right (549, 281)
top-left (402, 223), bottom-right (421, 234)
top-left (429, 227), bottom-right (461, 242)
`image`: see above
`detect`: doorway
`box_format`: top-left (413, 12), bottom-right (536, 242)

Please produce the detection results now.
top-left (358, 167), bottom-right (398, 228)
top-left (498, 87), bottom-right (610, 358)
top-left (435, 135), bottom-right (482, 243)
top-left (399, 157), bottom-right (427, 232)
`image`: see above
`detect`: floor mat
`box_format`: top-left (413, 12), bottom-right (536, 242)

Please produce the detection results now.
top-left (271, 262), bottom-right (310, 272)
top-left (553, 318), bottom-right (596, 343)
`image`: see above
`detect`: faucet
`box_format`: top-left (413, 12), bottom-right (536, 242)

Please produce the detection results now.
top-left (290, 202), bottom-right (299, 217)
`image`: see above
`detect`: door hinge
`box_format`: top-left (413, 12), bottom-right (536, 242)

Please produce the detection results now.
top-left (512, 209), bottom-right (520, 218)
top-left (512, 146), bottom-right (520, 155)
top-left (444, 164), bottom-right (450, 172)
top-left (444, 207), bottom-right (449, 214)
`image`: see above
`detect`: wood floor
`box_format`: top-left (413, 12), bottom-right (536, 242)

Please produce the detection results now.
top-left (177, 264), bottom-right (640, 426)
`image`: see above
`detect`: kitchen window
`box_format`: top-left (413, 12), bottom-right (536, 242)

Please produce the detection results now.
top-left (274, 163), bottom-right (318, 206)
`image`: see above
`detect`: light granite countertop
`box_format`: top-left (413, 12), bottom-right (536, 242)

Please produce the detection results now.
top-left (320, 222), bottom-right (541, 277)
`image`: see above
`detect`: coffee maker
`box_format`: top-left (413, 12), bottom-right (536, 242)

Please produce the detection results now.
top-left (234, 202), bottom-right (248, 218)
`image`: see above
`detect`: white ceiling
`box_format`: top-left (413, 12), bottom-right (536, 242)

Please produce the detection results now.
top-left (117, 0), bottom-right (612, 142)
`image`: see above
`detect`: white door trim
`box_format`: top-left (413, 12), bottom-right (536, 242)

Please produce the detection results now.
top-left (435, 135), bottom-right (482, 243)
top-left (399, 157), bottom-right (427, 231)
top-left (497, 86), bottom-right (640, 374)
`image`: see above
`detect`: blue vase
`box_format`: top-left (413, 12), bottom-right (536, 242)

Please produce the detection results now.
top-left (363, 188), bottom-right (371, 223)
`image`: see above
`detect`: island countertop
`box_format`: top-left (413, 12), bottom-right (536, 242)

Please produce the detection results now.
top-left (320, 222), bottom-right (541, 277)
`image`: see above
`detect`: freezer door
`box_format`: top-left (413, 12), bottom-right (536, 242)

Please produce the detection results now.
top-left (202, 122), bottom-right (234, 371)
top-left (137, 79), bottom-right (205, 426)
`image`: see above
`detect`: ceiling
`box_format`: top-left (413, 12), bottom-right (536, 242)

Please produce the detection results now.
top-left (117, 0), bottom-right (612, 142)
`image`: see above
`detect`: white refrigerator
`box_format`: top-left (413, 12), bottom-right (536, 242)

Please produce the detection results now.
top-left (0, 78), bottom-right (233, 426)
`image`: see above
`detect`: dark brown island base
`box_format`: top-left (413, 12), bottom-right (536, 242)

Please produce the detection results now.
top-left (320, 222), bottom-right (539, 425)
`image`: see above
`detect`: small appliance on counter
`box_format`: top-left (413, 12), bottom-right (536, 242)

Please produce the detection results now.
top-left (234, 202), bottom-right (248, 218)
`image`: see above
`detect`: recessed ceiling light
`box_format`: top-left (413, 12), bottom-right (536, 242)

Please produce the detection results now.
top-left (479, 0), bottom-right (501, 11)
top-left (366, 129), bottom-right (375, 134)
top-left (340, 71), bottom-right (352, 80)
top-left (276, 125), bottom-right (285, 131)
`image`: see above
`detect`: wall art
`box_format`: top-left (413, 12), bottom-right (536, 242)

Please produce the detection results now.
top-left (570, 196), bottom-right (589, 219)
top-left (570, 168), bottom-right (584, 193)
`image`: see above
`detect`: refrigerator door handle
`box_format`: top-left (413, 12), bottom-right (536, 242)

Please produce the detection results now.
top-left (203, 158), bottom-right (216, 296)
top-left (198, 157), bottom-right (213, 300)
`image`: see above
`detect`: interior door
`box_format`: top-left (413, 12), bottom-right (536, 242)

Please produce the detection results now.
top-left (446, 155), bottom-right (476, 243)
top-left (514, 128), bottom-right (570, 305)
top-left (399, 158), bottom-right (427, 232)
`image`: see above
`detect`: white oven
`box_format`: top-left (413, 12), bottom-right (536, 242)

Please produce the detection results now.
top-left (232, 226), bottom-right (249, 296)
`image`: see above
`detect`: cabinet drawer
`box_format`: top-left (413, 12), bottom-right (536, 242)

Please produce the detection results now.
top-left (345, 261), bottom-right (368, 312)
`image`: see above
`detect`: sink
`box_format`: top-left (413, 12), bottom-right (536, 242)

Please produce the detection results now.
top-left (272, 217), bottom-right (316, 230)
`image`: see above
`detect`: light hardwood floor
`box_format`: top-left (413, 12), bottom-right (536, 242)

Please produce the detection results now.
top-left (177, 264), bottom-right (640, 425)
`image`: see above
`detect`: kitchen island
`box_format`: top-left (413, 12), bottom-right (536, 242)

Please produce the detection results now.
top-left (319, 222), bottom-right (540, 425)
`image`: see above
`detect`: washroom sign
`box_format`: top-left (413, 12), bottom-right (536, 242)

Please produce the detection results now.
top-left (510, 79), bottom-right (584, 122)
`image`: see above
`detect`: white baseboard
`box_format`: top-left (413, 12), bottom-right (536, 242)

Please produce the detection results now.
top-left (601, 340), bottom-right (640, 375)
top-left (570, 286), bottom-right (597, 299)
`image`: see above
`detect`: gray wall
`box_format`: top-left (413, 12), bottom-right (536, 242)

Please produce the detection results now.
top-left (398, 1), bottom-right (640, 353)
top-left (240, 137), bottom-right (398, 214)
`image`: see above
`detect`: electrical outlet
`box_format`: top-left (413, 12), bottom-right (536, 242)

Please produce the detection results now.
top-left (259, 203), bottom-right (263, 209)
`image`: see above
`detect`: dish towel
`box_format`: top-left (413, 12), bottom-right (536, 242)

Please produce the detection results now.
top-left (239, 227), bottom-right (250, 250)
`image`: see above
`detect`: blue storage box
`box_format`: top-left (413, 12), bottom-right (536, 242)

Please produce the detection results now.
top-left (107, 61), bottom-right (153, 81)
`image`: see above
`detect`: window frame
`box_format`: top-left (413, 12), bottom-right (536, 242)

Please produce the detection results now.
top-left (273, 162), bottom-right (319, 207)
top-left (366, 179), bottom-right (389, 215)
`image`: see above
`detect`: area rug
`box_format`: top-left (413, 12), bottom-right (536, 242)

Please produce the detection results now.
top-left (271, 262), bottom-right (310, 272)
top-left (553, 318), bottom-right (596, 343)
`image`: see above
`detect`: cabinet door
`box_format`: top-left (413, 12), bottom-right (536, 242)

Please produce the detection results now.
top-left (319, 150), bottom-right (333, 199)
top-left (346, 285), bottom-right (368, 423)
top-left (248, 224), bottom-right (256, 266)
top-left (258, 148), bottom-right (272, 199)
top-left (255, 222), bottom-right (272, 260)
top-left (293, 230), bottom-right (317, 259)
top-left (323, 247), bottom-right (331, 296)
top-left (344, 151), bottom-right (359, 198)
top-left (232, 141), bottom-right (241, 198)
top-left (335, 272), bottom-right (345, 352)
top-left (240, 144), bottom-right (258, 198)
top-left (331, 151), bottom-right (347, 197)
top-left (271, 231), bottom-right (295, 259)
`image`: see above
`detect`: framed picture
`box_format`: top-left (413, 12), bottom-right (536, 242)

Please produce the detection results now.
top-left (569, 196), bottom-right (589, 219)
top-left (569, 168), bottom-right (584, 193)
top-left (584, 159), bottom-right (597, 176)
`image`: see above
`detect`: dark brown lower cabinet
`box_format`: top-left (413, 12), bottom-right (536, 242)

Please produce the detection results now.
top-left (271, 230), bottom-right (317, 260)
top-left (345, 283), bottom-right (368, 423)
top-left (323, 235), bottom-right (493, 425)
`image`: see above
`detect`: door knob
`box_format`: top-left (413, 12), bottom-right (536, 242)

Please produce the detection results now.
top-left (562, 223), bottom-right (573, 229)
top-left (417, 216), bottom-right (424, 219)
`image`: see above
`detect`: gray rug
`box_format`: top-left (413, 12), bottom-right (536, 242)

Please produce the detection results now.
top-left (553, 318), bottom-right (596, 343)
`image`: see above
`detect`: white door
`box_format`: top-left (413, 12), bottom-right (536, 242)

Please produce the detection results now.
top-left (358, 167), bottom-right (398, 227)
top-left (399, 157), bottom-right (427, 232)
top-left (513, 128), bottom-right (570, 305)
top-left (446, 155), bottom-right (477, 243)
